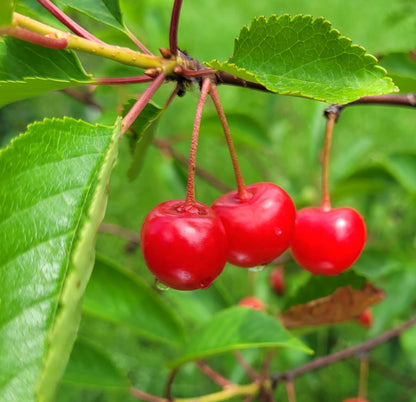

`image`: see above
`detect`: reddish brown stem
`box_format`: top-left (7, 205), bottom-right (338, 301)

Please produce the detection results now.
top-left (184, 77), bottom-right (212, 206)
top-left (286, 380), bottom-right (297, 402)
top-left (121, 73), bottom-right (165, 136)
top-left (209, 84), bottom-right (249, 200)
top-left (169, 0), bottom-right (183, 54)
top-left (36, 0), bottom-right (105, 44)
top-left (358, 356), bottom-right (369, 400)
top-left (233, 351), bottom-right (260, 380)
top-left (95, 76), bottom-right (154, 85)
top-left (0, 26), bottom-right (68, 49)
top-left (130, 388), bottom-right (168, 402)
top-left (321, 112), bottom-right (337, 211)
top-left (195, 360), bottom-right (234, 388)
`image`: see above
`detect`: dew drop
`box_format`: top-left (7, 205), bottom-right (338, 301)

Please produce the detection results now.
top-left (154, 278), bottom-right (170, 291)
top-left (249, 265), bottom-right (266, 273)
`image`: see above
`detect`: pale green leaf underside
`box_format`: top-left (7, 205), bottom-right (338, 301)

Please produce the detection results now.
top-left (169, 306), bottom-right (312, 368)
top-left (0, 0), bottom-right (14, 26)
top-left (83, 256), bottom-right (185, 345)
top-left (207, 15), bottom-right (398, 104)
top-left (56, 0), bottom-right (124, 31)
top-left (0, 37), bottom-right (92, 107)
top-left (0, 118), bottom-right (120, 402)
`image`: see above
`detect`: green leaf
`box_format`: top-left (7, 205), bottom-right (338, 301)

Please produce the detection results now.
top-left (0, 0), bottom-right (14, 26)
top-left (56, 0), bottom-right (124, 31)
top-left (207, 15), bottom-right (398, 104)
top-left (0, 117), bottom-right (120, 402)
top-left (123, 99), bottom-right (163, 181)
top-left (62, 338), bottom-right (129, 390)
top-left (83, 256), bottom-right (185, 345)
top-left (284, 270), bottom-right (367, 310)
top-left (378, 153), bottom-right (416, 193)
top-left (0, 37), bottom-right (92, 107)
top-left (380, 52), bottom-right (416, 93)
top-left (168, 306), bottom-right (312, 368)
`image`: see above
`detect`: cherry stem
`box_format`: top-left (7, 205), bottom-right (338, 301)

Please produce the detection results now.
top-left (0, 26), bottom-right (68, 49)
top-left (95, 76), bottom-right (154, 85)
top-left (169, 0), bottom-right (183, 54)
top-left (285, 380), bottom-right (297, 402)
top-left (121, 73), bottom-right (165, 136)
top-left (233, 351), bottom-right (260, 380)
top-left (321, 112), bottom-right (337, 211)
top-left (36, 0), bottom-right (105, 44)
top-left (184, 77), bottom-right (212, 206)
top-left (209, 84), bottom-right (249, 200)
top-left (195, 360), bottom-right (235, 388)
top-left (358, 355), bottom-right (369, 400)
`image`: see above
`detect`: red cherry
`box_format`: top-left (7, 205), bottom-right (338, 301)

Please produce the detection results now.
top-left (269, 266), bottom-right (285, 294)
top-left (291, 206), bottom-right (366, 276)
top-left (212, 182), bottom-right (296, 268)
top-left (140, 200), bottom-right (228, 290)
top-left (238, 296), bottom-right (266, 311)
top-left (358, 308), bottom-right (373, 328)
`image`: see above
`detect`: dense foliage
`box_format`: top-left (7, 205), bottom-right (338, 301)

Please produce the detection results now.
top-left (0, 1), bottom-right (415, 401)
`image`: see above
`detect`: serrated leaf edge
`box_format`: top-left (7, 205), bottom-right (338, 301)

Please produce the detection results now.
top-left (34, 118), bottom-right (121, 402)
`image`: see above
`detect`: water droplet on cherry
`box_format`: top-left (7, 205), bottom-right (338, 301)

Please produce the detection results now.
top-left (154, 279), bottom-right (170, 291)
top-left (249, 265), bottom-right (266, 272)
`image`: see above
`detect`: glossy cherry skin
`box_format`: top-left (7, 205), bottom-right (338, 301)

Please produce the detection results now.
top-left (358, 308), bottom-right (373, 328)
top-left (212, 182), bottom-right (296, 268)
top-left (140, 200), bottom-right (228, 290)
top-left (269, 266), bottom-right (285, 295)
top-left (291, 207), bottom-right (366, 276)
top-left (238, 296), bottom-right (266, 311)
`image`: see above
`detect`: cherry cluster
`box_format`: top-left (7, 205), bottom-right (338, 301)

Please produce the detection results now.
top-left (140, 81), bottom-right (367, 290)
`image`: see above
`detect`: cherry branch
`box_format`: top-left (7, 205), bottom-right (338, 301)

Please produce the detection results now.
top-left (12, 13), bottom-right (175, 71)
top-left (271, 314), bottom-right (416, 386)
top-left (169, 0), bottom-right (184, 54)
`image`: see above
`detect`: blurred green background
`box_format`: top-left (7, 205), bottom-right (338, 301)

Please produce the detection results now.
top-left (1, 0), bottom-right (416, 400)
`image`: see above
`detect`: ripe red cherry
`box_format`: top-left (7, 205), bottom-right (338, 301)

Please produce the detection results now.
top-left (269, 266), bottom-right (285, 295)
top-left (238, 296), bottom-right (266, 311)
top-left (291, 206), bottom-right (366, 276)
top-left (140, 200), bottom-right (228, 290)
top-left (358, 308), bottom-right (373, 328)
top-left (212, 182), bottom-right (296, 268)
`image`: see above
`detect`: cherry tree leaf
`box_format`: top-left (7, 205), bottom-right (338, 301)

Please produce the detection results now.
top-left (0, 118), bottom-right (120, 401)
top-left (122, 99), bottom-right (163, 181)
top-left (168, 306), bottom-right (312, 368)
top-left (83, 256), bottom-right (185, 345)
top-left (0, 37), bottom-right (92, 107)
top-left (207, 15), bottom-right (398, 104)
top-left (62, 338), bottom-right (129, 390)
top-left (56, 0), bottom-right (124, 31)
top-left (280, 283), bottom-right (386, 329)
top-left (0, 0), bottom-right (14, 26)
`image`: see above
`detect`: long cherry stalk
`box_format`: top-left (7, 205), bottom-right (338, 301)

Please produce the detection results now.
top-left (321, 112), bottom-right (337, 211)
top-left (121, 73), bottom-right (165, 136)
top-left (183, 77), bottom-right (212, 208)
top-left (209, 84), bottom-right (249, 200)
